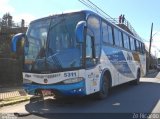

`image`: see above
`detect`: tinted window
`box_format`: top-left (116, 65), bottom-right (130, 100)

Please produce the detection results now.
top-left (136, 40), bottom-right (140, 52)
top-left (118, 31), bottom-right (123, 47)
top-left (140, 42), bottom-right (145, 54)
top-left (114, 28), bottom-right (123, 47)
top-left (141, 43), bottom-right (145, 54)
top-left (139, 42), bottom-right (142, 53)
top-left (86, 35), bottom-right (93, 58)
top-left (102, 21), bottom-right (113, 45)
top-left (130, 37), bottom-right (135, 51)
top-left (87, 15), bottom-right (101, 58)
top-left (108, 26), bottom-right (113, 44)
top-left (114, 28), bottom-right (119, 46)
top-left (123, 33), bottom-right (130, 49)
top-left (25, 13), bottom-right (85, 72)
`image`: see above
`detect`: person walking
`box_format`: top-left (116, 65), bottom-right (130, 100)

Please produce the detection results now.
top-left (122, 14), bottom-right (125, 24)
top-left (119, 14), bottom-right (122, 24)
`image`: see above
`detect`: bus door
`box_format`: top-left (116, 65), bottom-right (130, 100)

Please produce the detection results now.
top-left (85, 34), bottom-right (100, 94)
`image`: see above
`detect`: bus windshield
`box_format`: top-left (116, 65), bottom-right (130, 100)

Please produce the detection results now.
top-left (24, 13), bottom-right (85, 73)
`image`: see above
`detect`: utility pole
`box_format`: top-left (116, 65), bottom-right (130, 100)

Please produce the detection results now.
top-left (148, 22), bottom-right (153, 72)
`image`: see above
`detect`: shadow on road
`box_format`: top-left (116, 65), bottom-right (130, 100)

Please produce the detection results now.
top-left (24, 81), bottom-right (160, 119)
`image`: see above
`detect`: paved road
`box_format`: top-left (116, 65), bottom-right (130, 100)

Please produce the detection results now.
top-left (0, 77), bottom-right (160, 119)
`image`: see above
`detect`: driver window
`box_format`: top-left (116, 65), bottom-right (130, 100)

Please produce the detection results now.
top-left (86, 35), bottom-right (96, 68)
top-left (86, 35), bottom-right (93, 58)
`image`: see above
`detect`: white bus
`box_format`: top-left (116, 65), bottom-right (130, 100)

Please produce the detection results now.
top-left (12, 10), bottom-right (146, 99)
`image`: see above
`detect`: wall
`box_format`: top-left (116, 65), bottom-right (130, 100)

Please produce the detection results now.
top-left (0, 27), bottom-right (27, 88)
top-left (0, 58), bottom-right (22, 88)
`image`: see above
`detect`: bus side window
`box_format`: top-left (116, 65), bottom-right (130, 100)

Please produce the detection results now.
top-left (86, 35), bottom-right (96, 67)
top-left (123, 33), bottom-right (130, 49)
top-left (87, 15), bottom-right (101, 59)
top-left (139, 42), bottom-right (142, 53)
top-left (118, 31), bottom-right (123, 47)
top-left (108, 25), bottom-right (114, 45)
top-left (86, 35), bottom-right (93, 59)
top-left (114, 28), bottom-right (119, 46)
top-left (114, 28), bottom-right (123, 47)
top-left (136, 40), bottom-right (140, 52)
top-left (102, 21), bottom-right (114, 45)
top-left (142, 43), bottom-right (145, 54)
top-left (140, 42), bottom-right (145, 54)
top-left (130, 37), bottom-right (136, 51)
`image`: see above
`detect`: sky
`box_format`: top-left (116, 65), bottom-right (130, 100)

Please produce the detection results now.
top-left (0, 0), bottom-right (160, 57)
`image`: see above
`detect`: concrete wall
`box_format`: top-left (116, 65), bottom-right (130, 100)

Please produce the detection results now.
top-left (0, 58), bottom-right (22, 88)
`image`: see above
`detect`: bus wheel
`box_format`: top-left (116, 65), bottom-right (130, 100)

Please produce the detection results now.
top-left (95, 74), bottom-right (109, 99)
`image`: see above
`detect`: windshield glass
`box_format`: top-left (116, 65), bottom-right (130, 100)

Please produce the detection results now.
top-left (24, 12), bottom-right (85, 73)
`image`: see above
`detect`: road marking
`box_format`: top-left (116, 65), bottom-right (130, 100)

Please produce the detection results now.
top-left (112, 102), bottom-right (120, 106)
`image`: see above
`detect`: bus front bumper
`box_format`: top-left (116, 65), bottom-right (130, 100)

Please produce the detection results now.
top-left (23, 81), bottom-right (86, 96)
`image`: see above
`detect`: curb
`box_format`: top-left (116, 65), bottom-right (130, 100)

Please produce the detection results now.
top-left (156, 72), bottom-right (160, 79)
top-left (152, 100), bottom-right (160, 113)
top-left (0, 95), bottom-right (32, 107)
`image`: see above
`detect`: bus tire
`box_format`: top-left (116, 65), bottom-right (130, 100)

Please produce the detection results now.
top-left (94, 73), bottom-right (109, 99)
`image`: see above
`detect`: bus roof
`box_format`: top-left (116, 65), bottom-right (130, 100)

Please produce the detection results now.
top-left (30, 10), bottom-right (143, 43)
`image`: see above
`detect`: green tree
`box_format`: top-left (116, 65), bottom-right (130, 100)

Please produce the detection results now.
top-left (1, 13), bottom-right (13, 28)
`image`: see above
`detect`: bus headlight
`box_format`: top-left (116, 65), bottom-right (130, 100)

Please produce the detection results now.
top-left (23, 78), bottom-right (32, 83)
top-left (63, 77), bottom-right (83, 84)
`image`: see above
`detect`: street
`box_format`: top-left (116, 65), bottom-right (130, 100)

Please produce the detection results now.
top-left (0, 77), bottom-right (160, 119)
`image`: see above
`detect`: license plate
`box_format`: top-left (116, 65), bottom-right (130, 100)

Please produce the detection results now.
top-left (41, 90), bottom-right (52, 96)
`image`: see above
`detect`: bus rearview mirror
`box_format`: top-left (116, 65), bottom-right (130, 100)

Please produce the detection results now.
top-left (11, 33), bottom-right (25, 53)
top-left (75, 21), bottom-right (86, 43)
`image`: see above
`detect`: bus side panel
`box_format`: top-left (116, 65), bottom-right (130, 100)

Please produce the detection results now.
top-left (101, 46), bottom-right (138, 86)
top-left (82, 48), bottom-right (120, 95)
top-left (118, 50), bottom-right (138, 84)
top-left (100, 50), bottom-right (119, 87)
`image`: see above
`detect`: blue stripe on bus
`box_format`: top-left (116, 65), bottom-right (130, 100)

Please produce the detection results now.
top-left (103, 46), bottom-right (134, 78)
top-left (23, 80), bottom-right (86, 96)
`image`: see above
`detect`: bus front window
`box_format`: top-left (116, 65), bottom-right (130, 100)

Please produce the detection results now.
top-left (24, 19), bottom-right (49, 72)
top-left (24, 13), bottom-right (85, 73)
